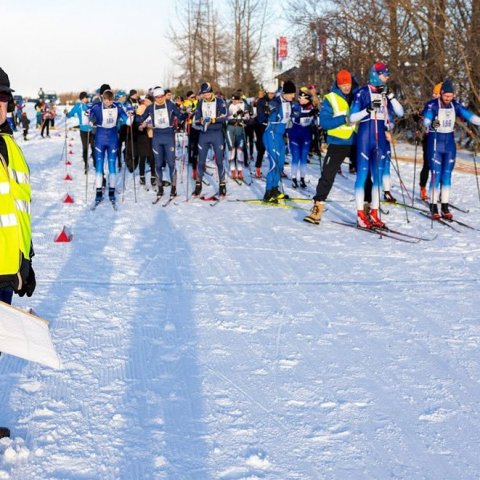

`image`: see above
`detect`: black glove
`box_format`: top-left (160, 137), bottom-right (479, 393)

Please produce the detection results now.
top-left (309, 107), bottom-right (319, 117)
top-left (385, 87), bottom-right (395, 100)
top-left (236, 109), bottom-right (244, 116)
top-left (18, 265), bottom-right (36, 298)
top-left (432, 119), bottom-right (441, 129)
top-left (376, 85), bottom-right (386, 94)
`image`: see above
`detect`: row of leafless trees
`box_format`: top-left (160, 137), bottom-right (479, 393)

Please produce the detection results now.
top-left (169, 0), bottom-right (479, 118)
top-left (285, 0), bottom-right (480, 115)
top-left (170, 0), bottom-right (269, 96)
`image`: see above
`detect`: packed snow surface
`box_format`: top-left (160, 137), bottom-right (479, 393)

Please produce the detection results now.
top-left (1, 114), bottom-right (480, 479)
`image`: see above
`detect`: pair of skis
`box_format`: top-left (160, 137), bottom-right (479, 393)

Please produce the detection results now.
top-left (331, 219), bottom-right (436, 243)
top-left (91, 199), bottom-right (117, 211)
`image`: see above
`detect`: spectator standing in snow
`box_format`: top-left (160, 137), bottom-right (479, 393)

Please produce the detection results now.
top-left (21, 111), bottom-right (30, 141)
top-left (65, 91), bottom-right (94, 173)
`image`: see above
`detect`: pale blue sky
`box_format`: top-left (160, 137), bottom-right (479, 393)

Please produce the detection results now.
top-left (2, 0), bottom-right (289, 97)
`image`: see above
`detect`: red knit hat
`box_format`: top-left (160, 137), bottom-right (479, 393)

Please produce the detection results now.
top-left (336, 69), bottom-right (352, 86)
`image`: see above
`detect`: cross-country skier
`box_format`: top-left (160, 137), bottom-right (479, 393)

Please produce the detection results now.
top-left (349, 62), bottom-right (404, 228)
top-left (253, 88), bottom-right (272, 178)
top-left (422, 79), bottom-right (480, 219)
top-left (135, 94), bottom-right (156, 188)
top-left (65, 91), bottom-right (94, 173)
top-left (88, 89), bottom-right (131, 205)
top-left (136, 86), bottom-right (186, 199)
top-left (289, 87), bottom-right (317, 189)
top-left (416, 83), bottom-right (443, 201)
top-left (263, 80), bottom-right (296, 203)
top-left (304, 70), bottom-right (357, 224)
top-left (192, 82), bottom-right (228, 197)
top-left (226, 93), bottom-right (249, 180)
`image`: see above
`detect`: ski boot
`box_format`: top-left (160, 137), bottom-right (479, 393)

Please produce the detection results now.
top-left (108, 187), bottom-right (116, 204)
top-left (272, 187), bottom-right (289, 200)
top-left (383, 191), bottom-right (397, 203)
top-left (193, 181), bottom-right (202, 196)
top-left (263, 189), bottom-right (278, 204)
top-left (170, 185), bottom-right (177, 197)
top-left (300, 177), bottom-right (307, 188)
top-left (151, 176), bottom-right (157, 188)
top-left (157, 185), bottom-right (164, 198)
top-left (219, 183), bottom-right (227, 197)
top-left (0, 427), bottom-right (10, 439)
top-left (357, 210), bottom-right (373, 229)
top-left (139, 176), bottom-right (146, 186)
top-left (441, 203), bottom-right (453, 220)
top-left (255, 167), bottom-right (262, 178)
top-left (238, 171), bottom-right (244, 181)
top-left (303, 201), bottom-right (324, 225)
top-left (420, 186), bottom-right (429, 201)
top-left (369, 209), bottom-right (385, 228)
top-left (430, 203), bottom-right (441, 220)
top-left (231, 170), bottom-right (237, 179)
top-left (94, 188), bottom-right (103, 206)
top-left (292, 178), bottom-right (298, 189)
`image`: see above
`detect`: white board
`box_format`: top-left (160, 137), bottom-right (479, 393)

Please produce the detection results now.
top-left (0, 302), bottom-right (61, 369)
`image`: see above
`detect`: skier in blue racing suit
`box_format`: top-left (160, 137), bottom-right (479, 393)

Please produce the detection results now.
top-left (350, 62), bottom-right (404, 228)
top-left (88, 89), bottom-right (130, 204)
top-left (421, 79), bottom-right (480, 220)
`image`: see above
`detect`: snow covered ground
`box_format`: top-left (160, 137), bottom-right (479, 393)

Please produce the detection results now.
top-left (1, 115), bottom-right (480, 479)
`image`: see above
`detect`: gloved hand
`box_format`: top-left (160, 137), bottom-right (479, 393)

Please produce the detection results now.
top-left (432, 119), bottom-right (441, 129)
top-left (204, 116), bottom-right (211, 124)
top-left (236, 109), bottom-right (244, 116)
top-left (17, 265), bottom-right (36, 298)
top-left (385, 87), bottom-right (395, 100)
top-left (376, 85), bottom-right (386, 94)
top-left (309, 107), bottom-right (319, 117)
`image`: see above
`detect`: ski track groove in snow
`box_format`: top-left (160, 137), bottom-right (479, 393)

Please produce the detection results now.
top-left (1, 117), bottom-right (480, 479)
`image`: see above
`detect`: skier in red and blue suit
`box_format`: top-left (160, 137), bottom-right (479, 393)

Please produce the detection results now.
top-left (263, 80), bottom-right (296, 203)
top-left (88, 88), bottom-right (130, 204)
top-left (421, 79), bottom-right (480, 220)
top-left (349, 62), bottom-right (404, 228)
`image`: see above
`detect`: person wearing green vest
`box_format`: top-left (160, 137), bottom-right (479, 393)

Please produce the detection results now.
top-left (0, 68), bottom-right (36, 439)
top-left (304, 70), bottom-right (357, 224)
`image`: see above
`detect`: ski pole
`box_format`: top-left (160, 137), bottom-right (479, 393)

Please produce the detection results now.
top-left (412, 137), bottom-right (418, 206)
top-left (430, 129), bottom-right (438, 229)
top-left (122, 129), bottom-right (127, 203)
top-left (390, 140), bottom-right (409, 223)
top-left (129, 123), bottom-right (137, 203)
top-left (373, 110), bottom-right (383, 236)
top-left (85, 130), bottom-right (90, 205)
top-left (473, 140), bottom-right (480, 203)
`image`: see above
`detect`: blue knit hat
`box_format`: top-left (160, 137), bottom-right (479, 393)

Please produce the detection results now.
top-left (441, 79), bottom-right (455, 94)
top-left (369, 62), bottom-right (390, 87)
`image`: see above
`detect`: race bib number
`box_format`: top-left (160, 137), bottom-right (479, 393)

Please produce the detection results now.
top-left (202, 100), bottom-right (217, 119)
top-left (154, 106), bottom-right (170, 129)
top-left (81, 110), bottom-right (90, 127)
top-left (102, 107), bottom-right (118, 128)
top-left (437, 106), bottom-right (455, 134)
top-left (281, 100), bottom-right (291, 124)
top-left (369, 92), bottom-right (385, 121)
